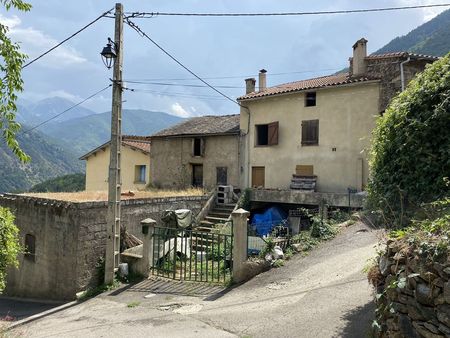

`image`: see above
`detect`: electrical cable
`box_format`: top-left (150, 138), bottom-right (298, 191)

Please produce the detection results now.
top-left (124, 18), bottom-right (242, 107)
top-left (22, 7), bottom-right (114, 69)
top-left (21, 84), bottom-right (112, 134)
top-left (123, 80), bottom-right (243, 88)
top-left (123, 68), bottom-right (342, 82)
top-left (125, 3), bottom-right (450, 18)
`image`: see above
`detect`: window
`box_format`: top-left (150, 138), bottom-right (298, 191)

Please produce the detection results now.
top-left (135, 165), bottom-right (146, 183)
top-left (305, 92), bottom-right (316, 107)
top-left (193, 138), bottom-right (205, 156)
top-left (24, 234), bottom-right (36, 262)
top-left (216, 167), bottom-right (228, 185)
top-left (255, 121), bottom-right (279, 146)
top-left (301, 119), bottom-right (319, 145)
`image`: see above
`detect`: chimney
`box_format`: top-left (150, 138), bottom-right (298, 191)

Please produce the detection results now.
top-left (259, 69), bottom-right (267, 92)
top-left (245, 78), bottom-right (256, 94)
top-left (352, 38), bottom-right (368, 76)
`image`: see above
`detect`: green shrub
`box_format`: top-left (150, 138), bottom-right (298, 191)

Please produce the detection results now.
top-left (310, 216), bottom-right (337, 240)
top-left (368, 53), bottom-right (450, 227)
top-left (237, 188), bottom-right (251, 210)
top-left (0, 207), bottom-right (22, 292)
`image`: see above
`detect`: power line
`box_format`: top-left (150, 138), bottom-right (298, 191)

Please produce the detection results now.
top-left (124, 80), bottom-right (243, 88)
top-left (125, 3), bottom-right (450, 18)
top-left (123, 86), bottom-right (229, 100)
top-left (123, 68), bottom-right (342, 82)
top-left (22, 7), bottom-right (114, 69)
top-left (21, 84), bottom-right (112, 134)
top-left (124, 18), bottom-right (241, 107)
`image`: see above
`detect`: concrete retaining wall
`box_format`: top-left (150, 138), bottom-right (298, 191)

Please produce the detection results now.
top-left (0, 194), bottom-right (209, 300)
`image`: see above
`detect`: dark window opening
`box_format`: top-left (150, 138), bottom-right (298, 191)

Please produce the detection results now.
top-left (193, 138), bottom-right (204, 156)
top-left (301, 119), bottom-right (319, 146)
top-left (255, 122), bottom-right (278, 146)
top-left (305, 92), bottom-right (316, 107)
top-left (216, 167), bottom-right (228, 185)
top-left (24, 234), bottom-right (36, 262)
top-left (192, 164), bottom-right (203, 187)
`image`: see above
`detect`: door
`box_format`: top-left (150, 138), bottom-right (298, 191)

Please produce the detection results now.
top-left (192, 164), bottom-right (203, 187)
top-left (216, 167), bottom-right (228, 185)
top-left (252, 166), bottom-right (265, 188)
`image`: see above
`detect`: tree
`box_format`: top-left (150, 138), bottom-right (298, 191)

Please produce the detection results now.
top-left (0, 0), bottom-right (32, 162)
top-left (0, 207), bottom-right (21, 293)
top-left (367, 53), bottom-right (450, 227)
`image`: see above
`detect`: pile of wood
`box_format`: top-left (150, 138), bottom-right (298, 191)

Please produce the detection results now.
top-left (290, 175), bottom-right (317, 191)
top-left (120, 226), bottom-right (143, 251)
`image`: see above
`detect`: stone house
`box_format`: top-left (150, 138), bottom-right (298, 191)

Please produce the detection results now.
top-left (80, 135), bottom-right (151, 191)
top-left (150, 115), bottom-right (240, 190)
top-left (238, 38), bottom-right (438, 193)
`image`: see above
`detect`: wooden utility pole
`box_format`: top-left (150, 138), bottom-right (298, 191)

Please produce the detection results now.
top-left (105, 2), bottom-right (123, 284)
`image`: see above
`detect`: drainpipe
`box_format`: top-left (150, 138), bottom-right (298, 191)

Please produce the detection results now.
top-left (400, 56), bottom-right (411, 91)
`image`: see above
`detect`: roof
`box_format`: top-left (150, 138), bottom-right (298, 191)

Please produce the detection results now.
top-left (238, 51), bottom-right (439, 101)
top-left (79, 135), bottom-right (151, 160)
top-left (238, 73), bottom-right (379, 101)
top-left (366, 52), bottom-right (439, 61)
top-left (151, 114), bottom-right (240, 138)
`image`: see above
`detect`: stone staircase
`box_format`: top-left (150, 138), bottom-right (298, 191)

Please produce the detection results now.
top-left (192, 203), bottom-right (236, 253)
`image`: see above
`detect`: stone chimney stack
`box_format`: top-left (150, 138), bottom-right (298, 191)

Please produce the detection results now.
top-left (259, 69), bottom-right (267, 92)
top-left (245, 78), bottom-right (256, 94)
top-left (352, 38), bottom-right (368, 76)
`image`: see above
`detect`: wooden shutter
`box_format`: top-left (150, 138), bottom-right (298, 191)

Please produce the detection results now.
top-left (301, 120), bottom-right (319, 145)
top-left (268, 121), bottom-right (279, 146)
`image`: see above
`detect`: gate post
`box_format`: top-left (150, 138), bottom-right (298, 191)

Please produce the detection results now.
top-left (138, 218), bottom-right (156, 277)
top-left (231, 208), bottom-right (249, 283)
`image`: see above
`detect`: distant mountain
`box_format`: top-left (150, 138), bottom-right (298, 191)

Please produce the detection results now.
top-left (0, 128), bottom-right (83, 193)
top-left (29, 173), bottom-right (85, 193)
top-left (375, 9), bottom-right (450, 56)
top-left (17, 96), bottom-right (98, 125)
top-left (43, 109), bottom-right (183, 156)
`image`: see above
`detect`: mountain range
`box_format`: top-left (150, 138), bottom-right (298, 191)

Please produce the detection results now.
top-left (375, 9), bottom-right (450, 56)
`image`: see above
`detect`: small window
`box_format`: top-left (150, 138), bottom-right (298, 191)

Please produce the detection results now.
top-left (305, 92), bottom-right (316, 107)
top-left (24, 234), bottom-right (36, 262)
top-left (135, 165), bottom-right (146, 183)
top-left (255, 122), bottom-right (279, 146)
top-left (216, 167), bottom-right (228, 185)
top-left (193, 138), bottom-right (204, 157)
top-left (301, 120), bottom-right (319, 146)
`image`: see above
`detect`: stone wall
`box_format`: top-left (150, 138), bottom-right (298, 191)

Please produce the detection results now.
top-left (0, 193), bottom-right (209, 300)
top-left (373, 239), bottom-right (450, 338)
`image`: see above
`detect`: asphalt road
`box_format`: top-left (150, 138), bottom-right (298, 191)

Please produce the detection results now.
top-left (6, 221), bottom-right (381, 338)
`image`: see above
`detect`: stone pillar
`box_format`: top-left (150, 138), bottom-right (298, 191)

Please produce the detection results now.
top-left (138, 218), bottom-right (156, 277)
top-left (318, 201), bottom-right (329, 221)
top-left (232, 208), bottom-right (249, 283)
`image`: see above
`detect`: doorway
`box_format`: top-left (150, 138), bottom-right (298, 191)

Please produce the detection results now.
top-left (251, 166), bottom-right (265, 188)
top-left (192, 164), bottom-right (203, 187)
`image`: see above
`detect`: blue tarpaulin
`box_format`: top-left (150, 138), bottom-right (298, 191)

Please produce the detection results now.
top-left (250, 206), bottom-right (287, 236)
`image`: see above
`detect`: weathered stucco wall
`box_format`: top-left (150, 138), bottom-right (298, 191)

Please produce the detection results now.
top-left (84, 144), bottom-right (150, 191)
top-left (0, 193), bottom-right (209, 300)
top-left (240, 82), bottom-right (380, 193)
top-left (151, 135), bottom-right (239, 190)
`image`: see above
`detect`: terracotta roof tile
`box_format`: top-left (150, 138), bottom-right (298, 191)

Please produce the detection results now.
top-left (151, 114), bottom-right (239, 138)
top-left (238, 73), bottom-right (378, 100)
top-left (79, 135), bottom-right (150, 160)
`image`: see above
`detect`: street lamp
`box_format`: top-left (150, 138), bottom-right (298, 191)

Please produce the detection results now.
top-left (100, 38), bottom-right (117, 69)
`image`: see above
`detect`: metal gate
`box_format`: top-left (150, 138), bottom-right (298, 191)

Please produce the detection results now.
top-left (151, 226), bottom-right (233, 283)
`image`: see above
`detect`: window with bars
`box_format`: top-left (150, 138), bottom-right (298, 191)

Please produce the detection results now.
top-left (24, 234), bottom-right (36, 262)
top-left (305, 92), bottom-right (317, 107)
top-left (301, 119), bottom-right (319, 146)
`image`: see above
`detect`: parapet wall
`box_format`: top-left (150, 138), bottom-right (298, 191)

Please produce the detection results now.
top-left (0, 193), bottom-right (209, 300)
top-left (373, 239), bottom-right (450, 338)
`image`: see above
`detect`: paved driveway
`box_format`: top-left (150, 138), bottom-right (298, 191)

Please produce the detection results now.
top-left (6, 221), bottom-right (381, 338)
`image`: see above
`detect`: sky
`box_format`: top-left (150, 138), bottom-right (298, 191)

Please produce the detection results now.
top-left (1, 0), bottom-right (448, 118)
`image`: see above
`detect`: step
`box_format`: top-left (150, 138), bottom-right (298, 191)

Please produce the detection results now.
top-left (205, 216), bottom-right (229, 223)
top-left (212, 207), bottom-right (235, 213)
top-left (192, 236), bottom-right (213, 243)
top-left (207, 212), bottom-right (231, 218)
top-left (196, 226), bottom-right (214, 232)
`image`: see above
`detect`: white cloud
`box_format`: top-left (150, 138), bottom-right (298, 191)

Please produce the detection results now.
top-left (48, 89), bottom-right (81, 102)
top-left (0, 14), bottom-right (86, 68)
top-left (170, 102), bottom-right (193, 118)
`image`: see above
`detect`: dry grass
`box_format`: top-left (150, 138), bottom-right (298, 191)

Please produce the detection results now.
top-left (21, 188), bottom-right (206, 202)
